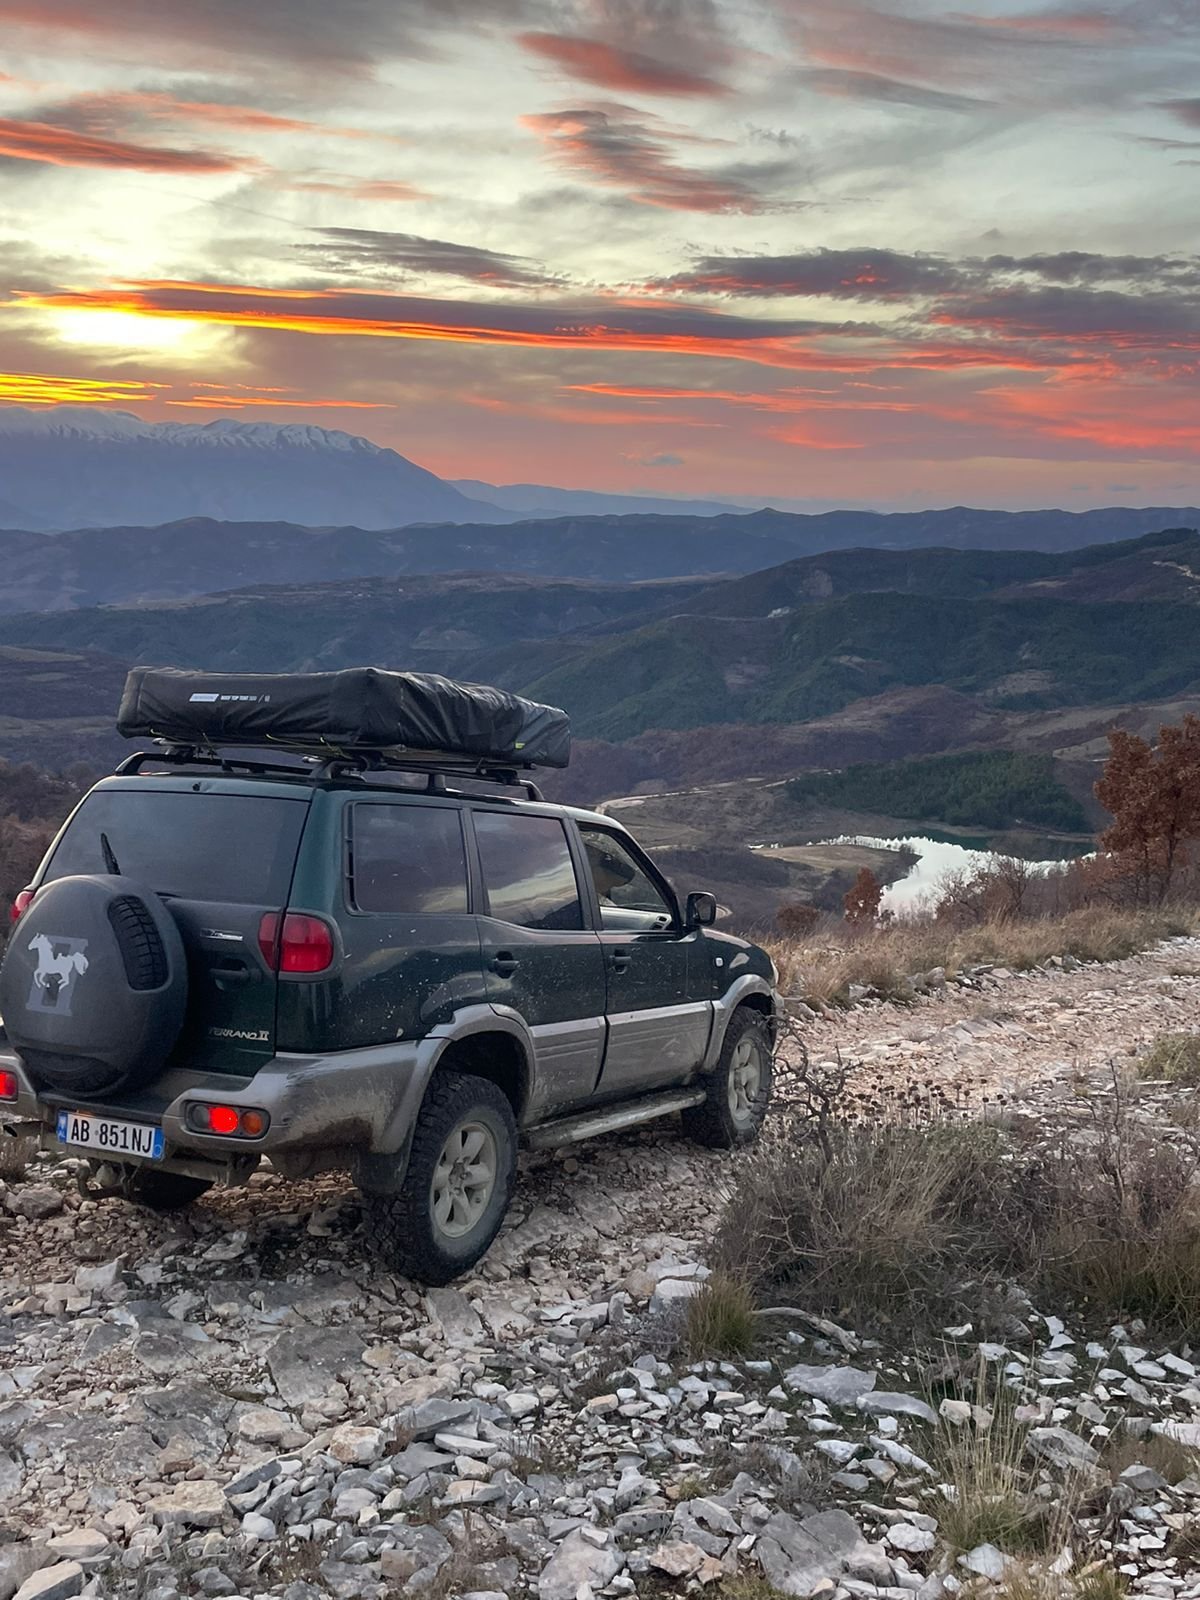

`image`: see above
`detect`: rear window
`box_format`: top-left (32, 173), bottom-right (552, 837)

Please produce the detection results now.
top-left (42, 787), bottom-right (307, 906)
top-left (350, 803), bottom-right (469, 914)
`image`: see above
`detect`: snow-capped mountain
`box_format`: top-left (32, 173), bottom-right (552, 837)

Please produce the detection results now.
top-left (0, 406), bottom-right (505, 530)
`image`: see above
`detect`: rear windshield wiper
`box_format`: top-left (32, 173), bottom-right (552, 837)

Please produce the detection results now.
top-left (100, 832), bottom-right (121, 875)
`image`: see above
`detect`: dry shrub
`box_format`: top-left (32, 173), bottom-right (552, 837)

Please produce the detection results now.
top-left (712, 1117), bottom-right (1018, 1331)
top-left (716, 1056), bottom-right (1200, 1339)
top-left (1026, 1084), bottom-right (1200, 1336)
top-left (1138, 1032), bottom-right (1200, 1086)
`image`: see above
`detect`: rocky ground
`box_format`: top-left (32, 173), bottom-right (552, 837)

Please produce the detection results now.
top-left (3, 939), bottom-right (1200, 1600)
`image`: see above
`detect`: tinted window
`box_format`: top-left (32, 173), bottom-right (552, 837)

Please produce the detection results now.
top-left (351, 804), bottom-right (468, 914)
top-left (577, 826), bottom-right (673, 915)
top-left (43, 788), bottom-right (306, 906)
top-left (473, 812), bottom-right (582, 931)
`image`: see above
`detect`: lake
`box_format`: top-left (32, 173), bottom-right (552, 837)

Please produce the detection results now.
top-left (826, 833), bottom-right (1092, 915)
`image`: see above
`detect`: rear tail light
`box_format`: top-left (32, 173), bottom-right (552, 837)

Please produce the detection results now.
top-left (0, 1070), bottom-right (18, 1101)
top-left (257, 912), bottom-right (334, 974)
top-left (185, 1102), bottom-right (270, 1138)
top-left (10, 890), bottom-right (33, 925)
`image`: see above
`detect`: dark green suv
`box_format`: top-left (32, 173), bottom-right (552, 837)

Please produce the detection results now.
top-left (0, 745), bottom-right (778, 1284)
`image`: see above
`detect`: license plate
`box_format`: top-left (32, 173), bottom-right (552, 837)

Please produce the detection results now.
top-left (56, 1110), bottom-right (163, 1160)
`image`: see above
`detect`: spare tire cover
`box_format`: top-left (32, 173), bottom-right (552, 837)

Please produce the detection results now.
top-left (0, 874), bottom-right (187, 1096)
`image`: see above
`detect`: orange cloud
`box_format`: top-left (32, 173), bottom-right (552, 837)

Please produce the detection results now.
top-left (987, 383), bottom-right (1200, 455)
top-left (0, 369), bottom-right (166, 404)
top-left (518, 33), bottom-right (728, 97)
top-left (565, 380), bottom-right (921, 413)
top-left (9, 280), bottom-right (1108, 384)
top-left (0, 115), bottom-right (244, 172)
top-left (290, 177), bottom-right (428, 201)
top-left (166, 394), bottom-right (390, 409)
top-left (75, 90), bottom-right (387, 141)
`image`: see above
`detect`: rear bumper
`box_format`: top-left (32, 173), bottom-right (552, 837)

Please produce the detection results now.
top-left (0, 1037), bottom-right (434, 1177)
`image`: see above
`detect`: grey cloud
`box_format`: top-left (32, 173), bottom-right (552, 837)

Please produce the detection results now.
top-left (797, 68), bottom-right (992, 113)
top-left (298, 229), bottom-right (561, 288)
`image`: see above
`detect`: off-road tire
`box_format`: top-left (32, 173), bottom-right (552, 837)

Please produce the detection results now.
top-left (362, 1070), bottom-right (518, 1286)
top-left (682, 1007), bottom-right (773, 1149)
top-left (126, 1169), bottom-right (213, 1212)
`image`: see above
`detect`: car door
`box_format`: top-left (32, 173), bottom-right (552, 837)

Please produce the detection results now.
top-left (329, 798), bottom-right (484, 1050)
top-left (575, 822), bottom-right (713, 1099)
top-left (469, 807), bottom-right (607, 1121)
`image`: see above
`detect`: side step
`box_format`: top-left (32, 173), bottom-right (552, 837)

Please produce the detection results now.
top-left (526, 1087), bottom-right (705, 1151)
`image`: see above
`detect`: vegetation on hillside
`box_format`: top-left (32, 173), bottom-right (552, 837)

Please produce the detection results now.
top-left (786, 749), bottom-right (1089, 832)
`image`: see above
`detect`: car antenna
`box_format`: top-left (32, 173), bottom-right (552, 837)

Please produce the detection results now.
top-left (100, 831), bottom-right (121, 875)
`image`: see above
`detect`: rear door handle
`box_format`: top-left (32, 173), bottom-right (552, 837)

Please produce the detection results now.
top-left (212, 959), bottom-right (253, 989)
top-left (490, 952), bottom-right (519, 976)
top-left (610, 947), bottom-right (631, 973)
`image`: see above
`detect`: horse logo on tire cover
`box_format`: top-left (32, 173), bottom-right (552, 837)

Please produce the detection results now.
top-left (26, 933), bottom-right (89, 1015)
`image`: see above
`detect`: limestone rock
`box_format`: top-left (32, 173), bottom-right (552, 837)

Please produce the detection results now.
top-left (537, 1529), bottom-right (622, 1600)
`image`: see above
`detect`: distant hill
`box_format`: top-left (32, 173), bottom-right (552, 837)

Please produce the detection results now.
top-left (1, 529), bottom-right (1197, 757)
top-left (478, 530), bottom-right (1200, 738)
top-left (0, 572), bottom-right (709, 675)
top-left (0, 406), bottom-right (504, 531)
top-left (0, 514), bottom-right (797, 612)
top-left (451, 479), bottom-right (749, 518)
top-left (1, 507), bottom-right (1199, 613)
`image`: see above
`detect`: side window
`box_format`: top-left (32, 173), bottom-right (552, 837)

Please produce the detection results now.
top-left (473, 811), bottom-right (583, 932)
top-left (577, 826), bottom-right (675, 930)
top-left (351, 804), bottom-right (468, 915)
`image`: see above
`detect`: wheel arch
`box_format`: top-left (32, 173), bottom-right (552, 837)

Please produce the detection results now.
top-left (431, 1030), bottom-right (530, 1121)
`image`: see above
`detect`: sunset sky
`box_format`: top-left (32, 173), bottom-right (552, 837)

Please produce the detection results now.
top-left (1, 0), bottom-right (1198, 508)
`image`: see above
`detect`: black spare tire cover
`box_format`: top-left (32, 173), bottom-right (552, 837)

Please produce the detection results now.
top-left (0, 875), bottom-right (187, 1096)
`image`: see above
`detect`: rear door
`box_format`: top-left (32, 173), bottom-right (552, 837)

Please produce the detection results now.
top-left (327, 798), bottom-right (482, 1050)
top-left (574, 822), bottom-right (713, 1098)
top-left (37, 778), bottom-right (310, 1077)
top-left (469, 807), bottom-right (607, 1121)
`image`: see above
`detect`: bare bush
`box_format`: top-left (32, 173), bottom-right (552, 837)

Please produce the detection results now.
top-left (715, 1056), bottom-right (1200, 1339)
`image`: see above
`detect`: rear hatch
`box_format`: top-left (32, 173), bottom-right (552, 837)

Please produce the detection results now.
top-left (36, 777), bottom-right (311, 1076)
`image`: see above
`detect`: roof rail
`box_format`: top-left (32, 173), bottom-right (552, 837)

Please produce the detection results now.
top-left (113, 743), bottom-right (545, 801)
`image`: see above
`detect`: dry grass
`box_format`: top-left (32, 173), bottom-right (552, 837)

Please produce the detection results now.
top-left (994, 1565), bottom-right (1128, 1600)
top-left (1138, 1032), bottom-right (1200, 1086)
top-left (765, 906), bottom-right (1196, 1008)
top-left (933, 1360), bottom-right (1047, 1556)
top-left (683, 1272), bottom-right (757, 1360)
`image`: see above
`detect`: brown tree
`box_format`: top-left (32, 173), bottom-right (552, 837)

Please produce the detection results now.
top-left (843, 867), bottom-right (883, 927)
top-left (1094, 716), bottom-right (1200, 905)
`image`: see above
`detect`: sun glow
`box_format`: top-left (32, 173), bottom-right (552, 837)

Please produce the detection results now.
top-left (50, 307), bottom-right (201, 352)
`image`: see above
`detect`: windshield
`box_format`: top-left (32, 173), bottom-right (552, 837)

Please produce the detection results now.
top-left (43, 787), bottom-right (308, 906)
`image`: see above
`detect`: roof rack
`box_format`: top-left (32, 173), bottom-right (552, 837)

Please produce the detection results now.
top-left (113, 742), bottom-right (546, 802)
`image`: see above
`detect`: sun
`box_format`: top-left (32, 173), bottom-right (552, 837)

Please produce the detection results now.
top-left (50, 307), bottom-right (200, 352)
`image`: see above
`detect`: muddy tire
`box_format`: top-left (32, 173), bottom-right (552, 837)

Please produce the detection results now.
top-left (362, 1070), bottom-right (517, 1286)
top-left (682, 1007), bottom-right (773, 1149)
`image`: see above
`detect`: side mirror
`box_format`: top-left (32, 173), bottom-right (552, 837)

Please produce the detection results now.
top-left (685, 891), bottom-right (718, 929)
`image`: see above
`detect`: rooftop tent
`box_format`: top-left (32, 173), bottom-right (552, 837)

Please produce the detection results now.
top-left (117, 666), bottom-right (571, 769)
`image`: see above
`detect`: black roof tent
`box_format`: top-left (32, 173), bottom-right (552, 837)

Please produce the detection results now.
top-left (117, 667), bottom-right (572, 771)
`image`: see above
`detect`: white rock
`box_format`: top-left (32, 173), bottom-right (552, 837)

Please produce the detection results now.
top-left (958, 1544), bottom-right (1011, 1580)
top-left (241, 1513), bottom-right (277, 1542)
top-left (887, 1524), bottom-right (936, 1554)
top-left (13, 1565), bottom-right (84, 1600)
top-left (328, 1424), bottom-right (386, 1464)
